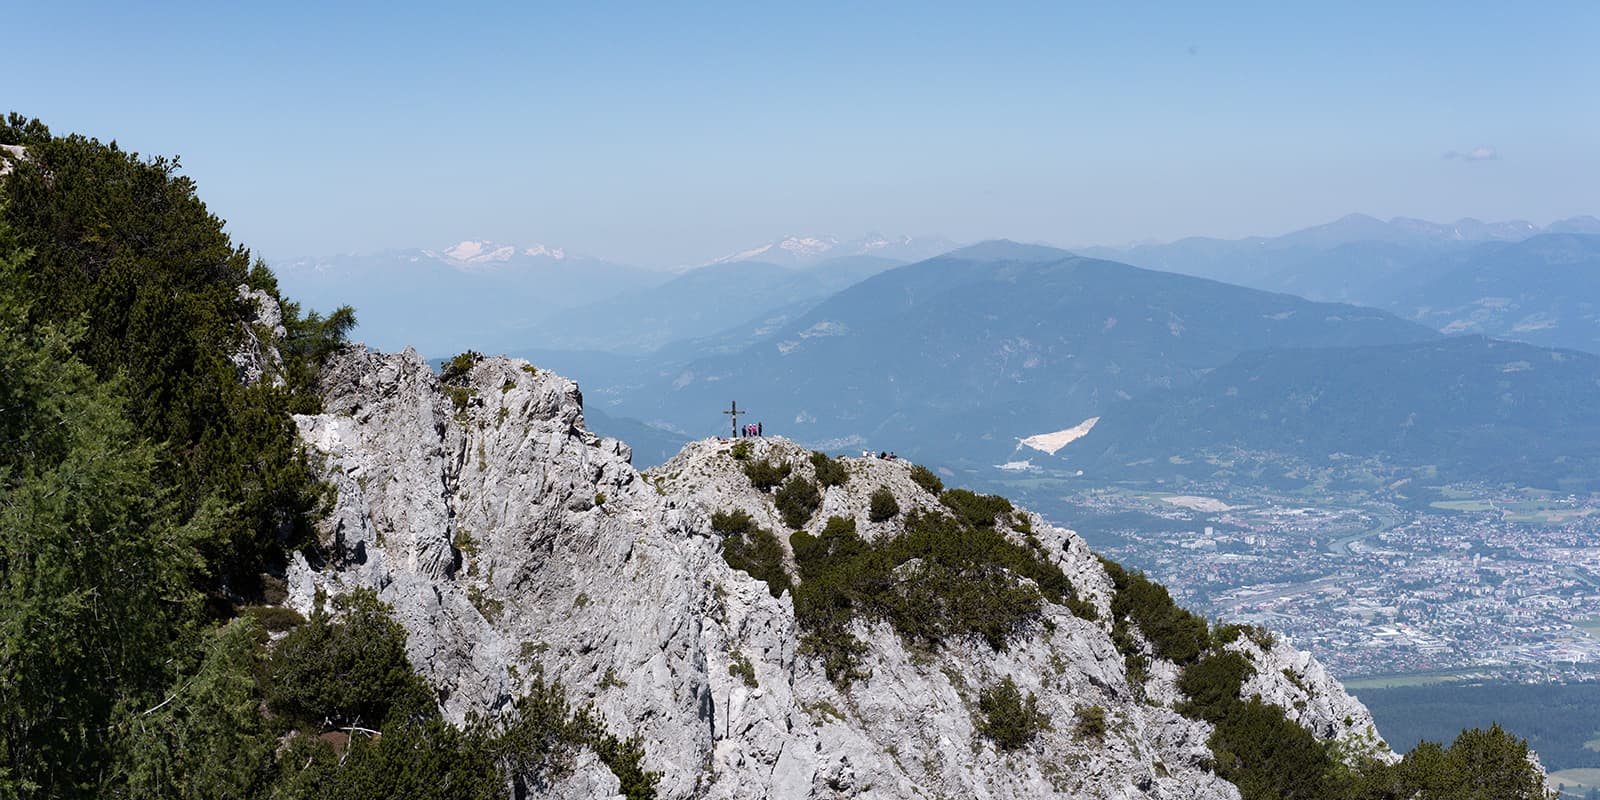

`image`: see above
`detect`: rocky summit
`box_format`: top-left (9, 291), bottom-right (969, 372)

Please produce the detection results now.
top-left (284, 344), bottom-right (1387, 799)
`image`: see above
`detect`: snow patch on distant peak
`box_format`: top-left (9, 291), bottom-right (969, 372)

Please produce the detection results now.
top-left (522, 244), bottom-right (567, 260)
top-left (714, 243), bottom-right (775, 264)
top-left (701, 232), bottom-right (958, 267)
top-left (704, 234), bottom-right (843, 266)
top-left (1019, 417), bottom-right (1100, 455)
top-left (858, 232), bottom-right (912, 251)
top-left (423, 240), bottom-right (573, 266)
top-left (777, 235), bottom-right (840, 256)
top-left (430, 240), bottom-right (516, 265)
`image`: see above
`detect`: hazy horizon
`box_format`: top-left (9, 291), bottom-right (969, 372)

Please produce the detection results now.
top-left (274, 210), bottom-right (1599, 271)
top-left (6, 2), bottom-right (1597, 268)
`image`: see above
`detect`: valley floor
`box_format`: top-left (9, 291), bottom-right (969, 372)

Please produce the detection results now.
top-left (997, 477), bottom-right (1600, 684)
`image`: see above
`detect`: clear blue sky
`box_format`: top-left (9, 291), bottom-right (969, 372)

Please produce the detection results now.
top-left (5, 1), bottom-right (1597, 266)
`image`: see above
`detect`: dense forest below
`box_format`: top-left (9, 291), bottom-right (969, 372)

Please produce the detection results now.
top-left (1361, 681), bottom-right (1600, 771)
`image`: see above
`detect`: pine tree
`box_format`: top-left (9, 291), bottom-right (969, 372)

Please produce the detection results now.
top-left (0, 217), bottom-right (194, 798)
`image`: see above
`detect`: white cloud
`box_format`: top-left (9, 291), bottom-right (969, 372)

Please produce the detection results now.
top-left (1444, 146), bottom-right (1499, 162)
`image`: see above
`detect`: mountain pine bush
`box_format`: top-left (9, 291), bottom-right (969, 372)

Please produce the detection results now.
top-left (775, 475), bottom-right (822, 528)
top-left (868, 485), bottom-right (900, 521)
top-left (909, 464), bottom-right (943, 495)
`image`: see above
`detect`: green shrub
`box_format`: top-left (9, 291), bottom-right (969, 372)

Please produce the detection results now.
top-left (790, 512), bottom-right (1088, 686)
top-left (1176, 650), bottom-right (1255, 722)
top-left (874, 515), bottom-right (1048, 651)
top-left (712, 509), bottom-right (789, 597)
top-left (789, 518), bottom-right (873, 683)
top-left (711, 509), bottom-right (755, 537)
top-left (241, 605), bottom-right (307, 633)
top-left (976, 676), bottom-right (1048, 751)
top-left (445, 384), bottom-right (476, 412)
top-left (723, 527), bottom-right (789, 598)
top-left (454, 528), bottom-right (480, 558)
top-left (1163, 636), bottom-right (1546, 799)
top-left (1101, 557), bottom-right (1210, 666)
top-left (468, 585), bottom-right (504, 622)
top-left (1400, 724), bottom-right (1547, 800)
top-left (1206, 699), bottom-right (1336, 800)
top-left (276, 674), bottom-right (660, 800)
top-left (775, 476), bottom-right (822, 529)
top-left (730, 440), bottom-right (751, 460)
top-left (743, 458), bottom-right (791, 492)
top-left (1074, 705), bottom-right (1108, 741)
top-left (1065, 595), bottom-right (1099, 621)
top-left (1213, 622), bottom-right (1278, 651)
top-left (1123, 653), bottom-right (1150, 693)
top-left (272, 713), bottom-right (501, 800)
top-left (868, 485), bottom-right (900, 522)
top-left (1010, 512), bottom-right (1034, 535)
top-left (0, 116), bottom-right (672, 800)
top-left (809, 451), bottom-right (848, 488)
top-left (586, 727), bottom-right (660, 800)
top-left (728, 652), bottom-right (758, 687)
top-left (441, 350), bottom-right (483, 384)
top-left (265, 589), bottom-right (433, 729)
top-left (939, 488), bottom-right (1013, 528)
top-left (114, 617), bottom-right (279, 800)
top-left (909, 464), bottom-right (944, 495)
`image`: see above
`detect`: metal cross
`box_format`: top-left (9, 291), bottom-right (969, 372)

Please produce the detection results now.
top-left (724, 400), bottom-right (745, 438)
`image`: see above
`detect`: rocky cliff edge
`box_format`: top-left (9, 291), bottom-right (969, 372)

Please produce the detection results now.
top-left (286, 347), bottom-right (1390, 799)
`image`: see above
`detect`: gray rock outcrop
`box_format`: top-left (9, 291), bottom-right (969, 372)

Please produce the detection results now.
top-left (287, 347), bottom-right (1395, 799)
top-left (0, 144), bottom-right (25, 177)
top-left (232, 284), bottom-right (287, 387)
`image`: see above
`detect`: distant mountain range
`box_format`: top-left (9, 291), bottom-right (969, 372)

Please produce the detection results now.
top-left (1387, 234), bottom-right (1600, 353)
top-left (285, 218), bottom-right (1600, 495)
top-left (596, 241), bottom-right (1439, 462)
top-left (501, 255), bottom-right (906, 354)
top-left (701, 232), bottom-right (960, 267)
top-left (509, 234), bottom-right (1600, 496)
top-left (1083, 216), bottom-right (1600, 355)
top-left (1083, 213), bottom-right (1600, 302)
top-left (276, 233), bottom-right (959, 356)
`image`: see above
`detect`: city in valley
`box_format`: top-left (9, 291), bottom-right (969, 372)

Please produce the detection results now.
top-left (1033, 480), bottom-right (1600, 685)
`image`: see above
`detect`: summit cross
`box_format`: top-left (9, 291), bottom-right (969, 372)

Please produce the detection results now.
top-left (723, 400), bottom-right (745, 438)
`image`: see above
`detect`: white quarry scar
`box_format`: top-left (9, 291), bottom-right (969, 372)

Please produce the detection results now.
top-left (1019, 417), bottom-right (1099, 455)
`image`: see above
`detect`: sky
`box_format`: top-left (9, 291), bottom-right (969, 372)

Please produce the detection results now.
top-left (4, 1), bottom-right (1598, 267)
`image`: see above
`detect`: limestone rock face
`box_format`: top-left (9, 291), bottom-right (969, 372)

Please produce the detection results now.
top-left (288, 348), bottom-right (1390, 799)
top-left (232, 284), bottom-right (287, 387)
top-left (1233, 637), bottom-right (1386, 747)
top-left (0, 144), bottom-right (25, 176)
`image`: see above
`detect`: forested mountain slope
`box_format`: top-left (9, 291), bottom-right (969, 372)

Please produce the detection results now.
top-left (1388, 234), bottom-right (1600, 354)
top-left (613, 243), bottom-right (1439, 463)
top-left (1063, 335), bottom-right (1600, 489)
